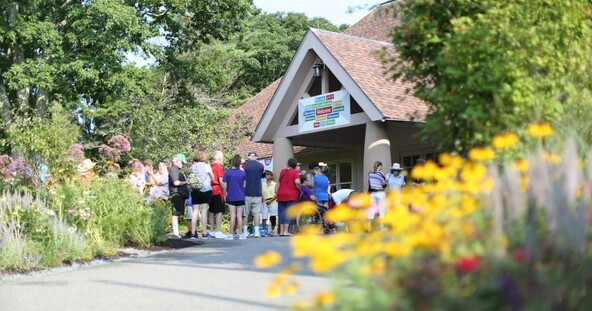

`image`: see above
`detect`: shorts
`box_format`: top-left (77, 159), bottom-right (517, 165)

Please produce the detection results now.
top-left (185, 204), bottom-right (193, 220)
top-left (244, 196), bottom-right (262, 217)
top-left (368, 191), bottom-right (386, 220)
top-left (191, 190), bottom-right (212, 205)
top-left (171, 195), bottom-right (185, 216)
top-left (226, 200), bottom-right (245, 207)
top-left (261, 202), bottom-right (278, 220)
top-left (209, 194), bottom-right (225, 214)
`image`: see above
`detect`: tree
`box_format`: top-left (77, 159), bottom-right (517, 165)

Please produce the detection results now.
top-left (388, 0), bottom-right (592, 152)
top-left (0, 0), bottom-right (253, 153)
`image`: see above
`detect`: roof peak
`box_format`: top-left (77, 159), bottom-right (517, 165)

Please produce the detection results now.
top-left (310, 28), bottom-right (394, 47)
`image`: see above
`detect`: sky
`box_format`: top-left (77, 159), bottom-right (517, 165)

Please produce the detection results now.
top-left (252, 0), bottom-right (378, 26)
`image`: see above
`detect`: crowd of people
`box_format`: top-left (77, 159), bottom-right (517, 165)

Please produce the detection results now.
top-left (122, 148), bottom-right (419, 240)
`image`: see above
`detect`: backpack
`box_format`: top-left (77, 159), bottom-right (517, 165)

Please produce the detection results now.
top-left (188, 165), bottom-right (206, 190)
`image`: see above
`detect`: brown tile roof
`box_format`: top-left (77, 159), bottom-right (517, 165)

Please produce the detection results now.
top-left (233, 79), bottom-right (280, 158)
top-left (312, 29), bottom-right (428, 121)
top-left (343, 1), bottom-right (399, 42)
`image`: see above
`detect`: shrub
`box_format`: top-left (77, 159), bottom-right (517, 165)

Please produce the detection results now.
top-left (256, 124), bottom-right (592, 310)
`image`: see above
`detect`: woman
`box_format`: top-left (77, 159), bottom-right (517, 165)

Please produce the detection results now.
top-left (385, 163), bottom-right (405, 191)
top-left (368, 161), bottom-right (387, 222)
top-left (148, 161), bottom-right (169, 200)
top-left (128, 159), bottom-right (146, 193)
top-left (188, 150), bottom-right (214, 240)
top-left (262, 170), bottom-right (278, 236)
top-left (223, 155), bottom-right (247, 240)
top-left (276, 158), bottom-right (301, 236)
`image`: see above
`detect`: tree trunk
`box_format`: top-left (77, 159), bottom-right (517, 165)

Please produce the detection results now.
top-left (35, 88), bottom-right (49, 120)
top-left (10, 2), bottom-right (30, 118)
top-left (0, 83), bottom-right (12, 125)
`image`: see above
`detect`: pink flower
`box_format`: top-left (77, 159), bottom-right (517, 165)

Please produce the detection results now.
top-left (456, 256), bottom-right (480, 274)
top-left (99, 145), bottom-right (121, 161)
top-left (67, 144), bottom-right (85, 162)
top-left (67, 208), bottom-right (75, 213)
top-left (108, 135), bottom-right (131, 153)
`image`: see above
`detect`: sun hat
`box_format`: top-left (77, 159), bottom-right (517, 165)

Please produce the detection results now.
top-left (390, 163), bottom-right (404, 171)
top-left (173, 153), bottom-right (187, 164)
top-left (77, 159), bottom-right (96, 173)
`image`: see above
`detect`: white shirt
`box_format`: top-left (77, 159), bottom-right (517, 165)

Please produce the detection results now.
top-left (386, 172), bottom-right (405, 190)
top-left (332, 189), bottom-right (355, 205)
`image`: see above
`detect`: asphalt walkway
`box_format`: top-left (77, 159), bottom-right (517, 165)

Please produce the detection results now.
top-left (0, 237), bottom-right (329, 311)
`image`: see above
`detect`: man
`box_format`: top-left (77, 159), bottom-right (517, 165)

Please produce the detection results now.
top-left (242, 151), bottom-right (264, 237)
top-left (168, 154), bottom-right (189, 238)
top-left (209, 151), bottom-right (226, 239)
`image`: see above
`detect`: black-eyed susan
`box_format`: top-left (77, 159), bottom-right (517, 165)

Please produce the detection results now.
top-left (254, 250), bottom-right (282, 268)
top-left (468, 147), bottom-right (495, 162)
top-left (492, 132), bottom-right (519, 150)
top-left (527, 122), bottom-right (553, 138)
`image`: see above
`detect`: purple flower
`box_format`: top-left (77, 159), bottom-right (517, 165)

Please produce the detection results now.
top-left (0, 154), bottom-right (14, 167)
top-left (108, 135), bottom-right (131, 153)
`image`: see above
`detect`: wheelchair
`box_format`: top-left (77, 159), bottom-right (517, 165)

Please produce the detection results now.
top-left (296, 204), bottom-right (332, 234)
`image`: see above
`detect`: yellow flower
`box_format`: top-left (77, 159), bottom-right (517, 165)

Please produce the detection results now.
top-left (492, 132), bottom-right (519, 150)
top-left (515, 159), bottom-right (529, 173)
top-left (325, 204), bottom-right (357, 222)
top-left (283, 281), bottom-right (299, 296)
top-left (527, 122), bottom-right (553, 138)
top-left (253, 251), bottom-right (282, 268)
top-left (266, 284), bottom-right (281, 298)
top-left (286, 201), bottom-right (317, 218)
top-left (314, 291), bottom-right (336, 307)
top-left (468, 147), bottom-right (495, 162)
top-left (540, 152), bottom-right (561, 164)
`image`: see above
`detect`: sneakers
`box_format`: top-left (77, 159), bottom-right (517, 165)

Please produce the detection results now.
top-left (214, 231), bottom-right (226, 239)
top-left (171, 233), bottom-right (182, 239)
top-left (254, 231), bottom-right (261, 238)
top-left (239, 233), bottom-right (247, 240)
top-left (183, 231), bottom-right (192, 239)
top-left (233, 232), bottom-right (240, 239)
top-left (189, 233), bottom-right (198, 240)
top-left (202, 233), bottom-right (212, 239)
top-left (224, 234), bottom-right (234, 240)
top-left (268, 231), bottom-right (275, 237)
top-left (261, 230), bottom-right (268, 237)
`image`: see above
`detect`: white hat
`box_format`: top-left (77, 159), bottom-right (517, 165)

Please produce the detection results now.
top-left (390, 163), bottom-right (404, 171)
top-left (77, 159), bottom-right (96, 173)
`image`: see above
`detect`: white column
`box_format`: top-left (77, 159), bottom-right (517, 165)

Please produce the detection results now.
top-left (273, 136), bottom-right (294, 177)
top-left (363, 121), bottom-right (391, 190)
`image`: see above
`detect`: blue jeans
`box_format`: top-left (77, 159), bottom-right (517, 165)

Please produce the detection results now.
top-left (278, 201), bottom-right (297, 225)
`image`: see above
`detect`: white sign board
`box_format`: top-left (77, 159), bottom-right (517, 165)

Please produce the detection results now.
top-left (298, 90), bottom-right (351, 133)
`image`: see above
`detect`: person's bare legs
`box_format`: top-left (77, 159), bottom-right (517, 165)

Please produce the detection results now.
top-left (191, 204), bottom-right (199, 235)
top-left (228, 205), bottom-right (236, 236)
top-left (237, 207), bottom-right (244, 235)
top-left (215, 212), bottom-right (222, 232)
top-left (199, 204), bottom-right (209, 237)
top-left (172, 216), bottom-right (179, 235)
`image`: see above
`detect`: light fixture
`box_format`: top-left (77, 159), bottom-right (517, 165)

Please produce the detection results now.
top-left (313, 62), bottom-right (324, 78)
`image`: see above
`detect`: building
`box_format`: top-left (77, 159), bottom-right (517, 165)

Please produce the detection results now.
top-left (234, 1), bottom-right (436, 191)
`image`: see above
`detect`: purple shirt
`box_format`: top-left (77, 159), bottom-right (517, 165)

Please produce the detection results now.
top-left (223, 168), bottom-right (246, 201)
top-left (299, 186), bottom-right (314, 202)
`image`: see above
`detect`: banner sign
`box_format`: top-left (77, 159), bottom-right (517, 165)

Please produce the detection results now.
top-left (298, 90), bottom-right (351, 133)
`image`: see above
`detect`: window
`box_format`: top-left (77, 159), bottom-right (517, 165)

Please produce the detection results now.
top-left (400, 148), bottom-right (440, 168)
top-left (327, 161), bottom-right (352, 192)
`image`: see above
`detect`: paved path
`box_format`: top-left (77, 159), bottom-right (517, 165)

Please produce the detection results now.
top-left (0, 237), bottom-right (329, 311)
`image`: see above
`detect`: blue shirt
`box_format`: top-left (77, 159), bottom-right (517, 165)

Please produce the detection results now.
top-left (223, 168), bottom-right (246, 201)
top-left (313, 174), bottom-right (329, 201)
top-left (243, 160), bottom-right (264, 197)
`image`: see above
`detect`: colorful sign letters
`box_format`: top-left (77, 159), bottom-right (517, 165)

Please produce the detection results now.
top-left (298, 90), bottom-right (351, 133)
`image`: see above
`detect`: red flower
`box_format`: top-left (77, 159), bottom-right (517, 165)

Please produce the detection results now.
top-left (456, 256), bottom-right (480, 274)
top-left (512, 249), bottom-right (530, 263)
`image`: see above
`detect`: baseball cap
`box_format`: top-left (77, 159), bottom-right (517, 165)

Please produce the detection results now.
top-left (173, 153), bottom-right (187, 164)
top-left (247, 151), bottom-right (257, 158)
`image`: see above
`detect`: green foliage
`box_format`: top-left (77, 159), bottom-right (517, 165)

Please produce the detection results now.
top-left (4, 104), bottom-right (80, 181)
top-left (388, 0), bottom-right (592, 152)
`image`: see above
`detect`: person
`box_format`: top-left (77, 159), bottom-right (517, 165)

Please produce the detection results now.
top-left (331, 189), bottom-right (356, 206)
top-left (276, 158), bottom-right (301, 237)
top-left (168, 154), bottom-right (189, 238)
top-left (187, 150), bottom-right (214, 240)
top-left (209, 151), bottom-right (226, 239)
top-left (223, 155), bottom-right (247, 240)
top-left (299, 174), bottom-right (316, 202)
top-left (310, 162), bottom-right (330, 209)
top-left (367, 161), bottom-right (387, 222)
top-left (147, 161), bottom-right (169, 200)
top-left (128, 159), bottom-right (146, 193)
top-left (242, 151), bottom-right (264, 238)
top-left (262, 170), bottom-right (278, 237)
top-left (385, 163), bottom-right (405, 191)
top-left (77, 158), bottom-right (96, 186)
